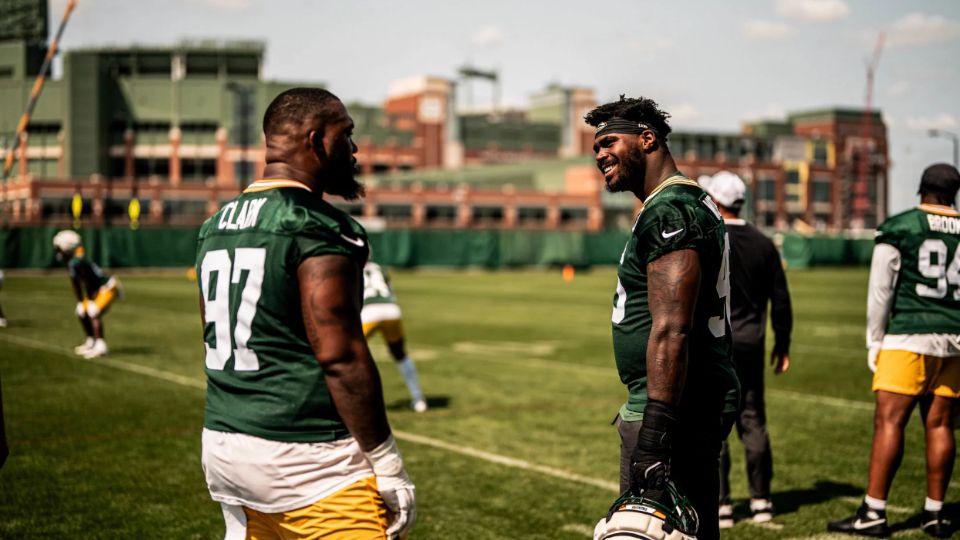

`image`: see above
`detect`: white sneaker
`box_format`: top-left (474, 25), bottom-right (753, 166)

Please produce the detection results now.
top-left (83, 340), bottom-right (108, 359)
top-left (719, 504), bottom-right (734, 529)
top-left (74, 338), bottom-right (95, 355)
top-left (750, 499), bottom-right (774, 523)
top-left (412, 399), bottom-right (428, 413)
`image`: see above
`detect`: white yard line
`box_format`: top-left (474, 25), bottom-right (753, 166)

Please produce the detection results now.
top-left (560, 523), bottom-right (594, 537)
top-left (1, 333), bottom-right (619, 494)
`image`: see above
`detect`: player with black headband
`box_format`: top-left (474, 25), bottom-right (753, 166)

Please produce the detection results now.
top-left (588, 96), bottom-right (739, 540)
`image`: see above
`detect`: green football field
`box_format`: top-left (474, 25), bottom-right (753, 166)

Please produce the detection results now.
top-left (0, 268), bottom-right (956, 539)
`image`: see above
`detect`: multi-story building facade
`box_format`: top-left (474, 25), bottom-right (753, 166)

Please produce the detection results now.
top-left (0, 5), bottom-right (887, 231)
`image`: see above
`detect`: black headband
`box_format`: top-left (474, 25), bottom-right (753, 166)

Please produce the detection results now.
top-left (595, 117), bottom-right (661, 139)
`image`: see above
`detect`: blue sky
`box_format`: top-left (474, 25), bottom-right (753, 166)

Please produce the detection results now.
top-left (49, 0), bottom-right (960, 214)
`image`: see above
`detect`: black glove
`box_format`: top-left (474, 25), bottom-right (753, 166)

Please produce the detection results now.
top-left (629, 399), bottom-right (678, 496)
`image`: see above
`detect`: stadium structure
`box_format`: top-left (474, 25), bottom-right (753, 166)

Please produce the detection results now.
top-left (1, 0), bottom-right (888, 233)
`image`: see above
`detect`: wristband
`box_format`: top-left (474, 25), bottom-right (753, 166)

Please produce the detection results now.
top-left (363, 434), bottom-right (405, 476)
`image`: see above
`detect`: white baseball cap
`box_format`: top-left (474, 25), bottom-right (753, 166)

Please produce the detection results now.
top-left (703, 170), bottom-right (745, 208)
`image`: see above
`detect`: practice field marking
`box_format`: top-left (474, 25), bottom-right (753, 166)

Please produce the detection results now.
top-left (1, 333), bottom-right (619, 495)
top-left (560, 523), bottom-right (594, 537)
top-left (448, 341), bottom-right (877, 413)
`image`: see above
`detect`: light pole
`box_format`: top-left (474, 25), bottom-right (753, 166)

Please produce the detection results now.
top-left (928, 129), bottom-right (959, 168)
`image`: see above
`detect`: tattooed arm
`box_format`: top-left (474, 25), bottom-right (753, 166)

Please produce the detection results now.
top-left (299, 254), bottom-right (391, 451)
top-left (645, 248), bottom-right (702, 406)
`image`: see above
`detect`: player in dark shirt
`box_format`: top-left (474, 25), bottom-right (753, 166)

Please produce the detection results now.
top-left (700, 171), bottom-right (792, 528)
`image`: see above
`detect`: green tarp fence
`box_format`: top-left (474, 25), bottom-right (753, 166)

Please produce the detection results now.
top-left (0, 227), bottom-right (875, 269)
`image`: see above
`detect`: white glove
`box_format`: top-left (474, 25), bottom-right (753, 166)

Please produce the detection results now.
top-left (76, 301), bottom-right (87, 318)
top-left (364, 435), bottom-right (416, 539)
top-left (868, 345), bottom-right (881, 373)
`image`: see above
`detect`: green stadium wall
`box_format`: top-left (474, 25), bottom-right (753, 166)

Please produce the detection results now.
top-left (0, 227), bottom-right (875, 269)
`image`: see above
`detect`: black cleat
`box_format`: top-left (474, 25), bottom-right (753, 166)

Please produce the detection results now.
top-left (827, 503), bottom-right (891, 537)
top-left (921, 509), bottom-right (953, 538)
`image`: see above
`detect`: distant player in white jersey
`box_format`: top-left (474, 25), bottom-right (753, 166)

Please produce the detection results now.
top-left (362, 262), bottom-right (427, 413)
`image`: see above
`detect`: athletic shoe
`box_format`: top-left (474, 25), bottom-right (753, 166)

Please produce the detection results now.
top-left (827, 502), bottom-right (890, 537)
top-left (74, 338), bottom-right (95, 355)
top-left (921, 509), bottom-right (953, 538)
top-left (82, 340), bottom-right (108, 359)
top-left (751, 499), bottom-right (774, 523)
top-left (412, 399), bottom-right (428, 413)
top-left (718, 503), bottom-right (734, 529)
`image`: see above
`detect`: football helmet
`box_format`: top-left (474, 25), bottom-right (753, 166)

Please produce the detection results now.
top-left (53, 230), bottom-right (82, 252)
top-left (594, 481), bottom-right (698, 540)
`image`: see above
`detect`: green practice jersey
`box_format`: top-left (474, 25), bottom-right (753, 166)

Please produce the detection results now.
top-left (363, 262), bottom-right (397, 306)
top-left (612, 175), bottom-right (739, 421)
top-left (68, 250), bottom-right (110, 297)
top-left (196, 179), bottom-right (369, 443)
top-left (876, 205), bottom-right (960, 335)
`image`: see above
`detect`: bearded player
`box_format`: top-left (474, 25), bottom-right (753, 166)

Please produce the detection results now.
top-left (362, 261), bottom-right (427, 413)
top-left (197, 88), bottom-right (415, 540)
top-left (587, 96), bottom-right (739, 540)
top-left (52, 229), bottom-right (121, 359)
top-left (828, 164), bottom-right (960, 538)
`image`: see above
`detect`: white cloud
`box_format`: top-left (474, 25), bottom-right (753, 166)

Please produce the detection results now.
top-left (669, 103), bottom-right (700, 124)
top-left (745, 103), bottom-right (787, 121)
top-left (471, 25), bottom-right (504, 48)
top-left (776, 0), bottom-right (850, 22)
top-left (888, 13), bottom-right (960, 47)
top-left (742, 20), bottom-right (795, 40)
top-left (905, 113), bottom-right (957, 132)
top-left (202, 0), bottom-right (251, 10)
top-left (888, 81), bottom-right (911, 98)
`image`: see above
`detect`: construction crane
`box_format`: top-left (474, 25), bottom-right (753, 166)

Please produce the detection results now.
top-left (1, 0), bottom-right (78, 226)
top-left (853, 32), bottom-right (884, 229)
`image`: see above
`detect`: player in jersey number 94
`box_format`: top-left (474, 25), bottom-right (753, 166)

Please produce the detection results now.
top-left (196, 88), bottom-right (414, 540)
top-left (828, 164), bottom-right (960, 538)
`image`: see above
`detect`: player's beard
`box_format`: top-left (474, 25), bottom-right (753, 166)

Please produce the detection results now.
top-left (605, 145), bottom-right (646, 194)
top-left (325, 154), bottom-right (365, 201)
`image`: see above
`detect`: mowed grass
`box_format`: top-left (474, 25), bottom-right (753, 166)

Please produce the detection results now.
top-left (0, 267), bottom-right (956, 539)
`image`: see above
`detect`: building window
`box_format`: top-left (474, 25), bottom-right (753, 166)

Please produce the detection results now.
top-left (560, 207), bottom-right (588, 225)
top-left (518, 206), bottom-right (547, 226)
top-left (426, 205), bottom-right (456, 223)
top-left (813, 180), bottom-right (831, 202)
top-left (757, 177), bottom-right (776, 201)
top-left (812, 140), bottom-right (829, 165)
top-left (784, 169), bottom-right (801, 204)
top-left (473, 206), bottom-right (504, 226)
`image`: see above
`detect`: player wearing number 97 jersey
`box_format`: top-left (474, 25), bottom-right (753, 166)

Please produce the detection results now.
top-left (196, 88), bottom-right (414, 540)
top-left (828, 163), bottom-right (960, 538)
top-left (587, 96), bottom-right (739, 540)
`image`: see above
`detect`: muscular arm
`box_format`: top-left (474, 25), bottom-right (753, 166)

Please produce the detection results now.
top-left (645, 249), bottom-right (701, 406)
top-left (299, 254), bottom-right (391, 452)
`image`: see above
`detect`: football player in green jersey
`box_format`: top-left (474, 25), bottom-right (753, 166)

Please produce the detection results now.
top-left (196, 88), bottom-right (414, 540)
top-left (52, 229), bottom-right (122, 359)
top-left (362, 261), bottom-right (427, 413)
top-left (829, 164), bottom-right (960, 538)
top-left (587, 97), bottom-right (739, 540)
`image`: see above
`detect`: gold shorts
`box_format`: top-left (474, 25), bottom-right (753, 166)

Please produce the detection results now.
top-left (362, 319), bottom-right (404, 345)
top-left (872, 349), bottom-right (960, 398)
top-left (242, 476), bottom-right (388, 540)
top-left (83, 281), bottom-right (120, 315)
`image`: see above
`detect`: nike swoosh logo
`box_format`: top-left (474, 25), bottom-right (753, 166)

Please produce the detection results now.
top-left (661, 229), bottom-right (684, 239)
top-left (853, 518), bottom-right (885, 529)
top-left (340, 234), bottom-right (365, 247)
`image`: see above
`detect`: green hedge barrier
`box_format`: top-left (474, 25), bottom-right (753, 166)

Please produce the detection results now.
top-left (0, 227), bottom-right (875, 269)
